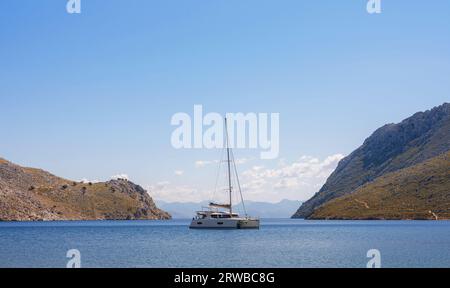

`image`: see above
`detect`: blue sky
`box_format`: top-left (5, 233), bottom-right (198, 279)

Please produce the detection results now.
top-left (0, 0), bottom-right (449, 203)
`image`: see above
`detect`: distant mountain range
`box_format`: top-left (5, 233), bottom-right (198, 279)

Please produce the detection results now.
top-left (293, 103), bottom-right (450, 220)
top-left (157, 199), bottom-right (302, 219)
top-left (0, 158), bottom-right (170, 221)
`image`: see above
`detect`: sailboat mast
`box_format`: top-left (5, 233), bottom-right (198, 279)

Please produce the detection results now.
top-left (225, 117), bottom-right (232, 215)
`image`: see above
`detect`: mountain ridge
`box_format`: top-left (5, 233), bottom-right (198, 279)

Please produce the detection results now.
top-left (293, 103), bottom-right (450, 219)
top-left (0, 158), bottom-right (170, 221)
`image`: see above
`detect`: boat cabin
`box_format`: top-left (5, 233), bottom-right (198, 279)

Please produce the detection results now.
top-left (194, 211), bottom-right (239, 220)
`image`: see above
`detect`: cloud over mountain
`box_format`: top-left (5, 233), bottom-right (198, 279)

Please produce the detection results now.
top-left (151, 154), bottom-right (343, 203)
top-left (240, 154), bottom-right (344, 202)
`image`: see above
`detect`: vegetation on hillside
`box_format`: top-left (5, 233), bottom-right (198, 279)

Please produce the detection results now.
top-left (0, 158), bottom-right (170, 221)
top-left (293, 103), bottom-right (450, 219)
top-left (310, 151), bottom-right (450, 220)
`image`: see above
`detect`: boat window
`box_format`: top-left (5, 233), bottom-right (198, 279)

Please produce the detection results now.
top-left (218, 222), bottom-right (223, 225)
top-left (197, 222), bottom-right (202, 225)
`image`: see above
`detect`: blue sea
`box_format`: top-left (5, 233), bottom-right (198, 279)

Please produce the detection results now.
top-left (0, 219), bottom-right (449, 268)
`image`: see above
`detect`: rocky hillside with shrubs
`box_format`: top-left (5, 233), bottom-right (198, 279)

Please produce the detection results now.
top-left (0, 158), bottom-right (170, 221)
top-left (293, 102), bottom-right (450, 219)
top-left (310, 151), bottom-right (450, 220)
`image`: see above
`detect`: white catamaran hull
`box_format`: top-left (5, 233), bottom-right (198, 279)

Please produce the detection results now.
top-left (189, 218), bottom-right (259, 229)
top-left (237, 219), bottom-right (260, 229)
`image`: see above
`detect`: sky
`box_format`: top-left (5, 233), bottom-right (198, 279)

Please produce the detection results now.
top-left (0, 0), bottom-right (449, 203)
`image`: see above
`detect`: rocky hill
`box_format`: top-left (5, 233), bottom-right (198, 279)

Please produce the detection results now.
top-left (310, 151), bottom-right (450, 220)
top-left (0, 158), bottom-right (171, 221)
top-left (293, 103), bottom-right (450, 219)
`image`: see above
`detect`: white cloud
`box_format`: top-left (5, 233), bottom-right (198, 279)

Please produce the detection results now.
top-left (239, 154), bottom-right (345, 202)
top-left (174, 170), bottom-right (184, 176)
top-left (80, 178), bottom-right (100, 184)
top-left (111, 174), bottom-right (129, 181)
top-left (195, 160), bottom-right (216, 168)
top-left (152, 154), bottom-right (344, 203)
top-left (148, 181), bottom-right (209, 203)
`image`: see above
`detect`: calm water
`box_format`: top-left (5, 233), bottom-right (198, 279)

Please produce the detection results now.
top-left (0, 219), bottom-right (449, 268)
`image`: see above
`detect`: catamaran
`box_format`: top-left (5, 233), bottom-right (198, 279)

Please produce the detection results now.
top-left (189, 118), bottom-right (260, 229)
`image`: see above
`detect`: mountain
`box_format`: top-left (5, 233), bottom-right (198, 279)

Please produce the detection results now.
top-left (242, 199), bottom-right (302, 218)
top-left (293, 103), bottom-right (450, 219)
top-left (157, 199), bottom-right (302, 219)
top-left (310, 151), bottom-right (450, 220)
top-left (0, 158), bottom-right (170, 221)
